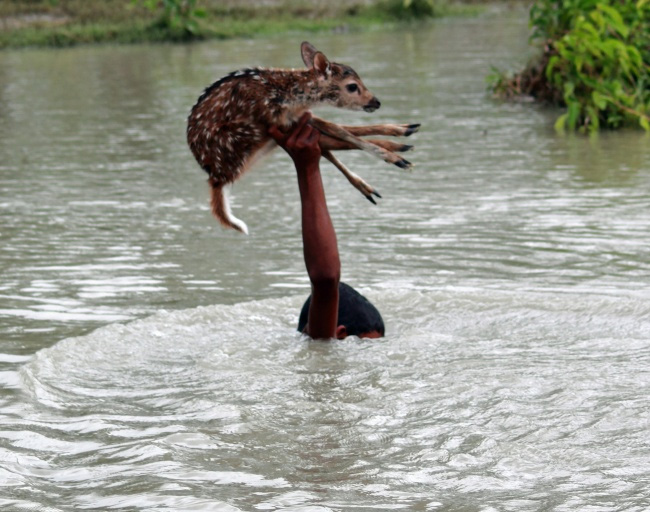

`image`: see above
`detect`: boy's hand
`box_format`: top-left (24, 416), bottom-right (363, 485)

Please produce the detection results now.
top-left (268, 112), bottom-right (321, 170)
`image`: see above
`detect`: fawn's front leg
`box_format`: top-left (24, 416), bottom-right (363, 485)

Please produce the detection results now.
top-left (319, 134), bottom-right (415, 154)
top-left (309, 117), bottom-right (415, 169)
top-left (318, 132), bottom-right (412, 202)
top-left (322, 150), bottom-right (382, 204)
top-left (339, 123), bottom-right (420, 138)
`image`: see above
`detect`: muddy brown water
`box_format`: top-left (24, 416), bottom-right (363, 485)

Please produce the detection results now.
top-left (1, 9), bottom-right (649, 511)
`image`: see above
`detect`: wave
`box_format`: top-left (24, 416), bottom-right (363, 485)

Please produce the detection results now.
top-left (20, 287), bottom-right (650, 411)
top-left (11, 287), bottom-right (650, 510)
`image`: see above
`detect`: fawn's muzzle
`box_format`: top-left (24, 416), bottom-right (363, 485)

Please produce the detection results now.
top-left (364, 97), bottom-right (381, 112)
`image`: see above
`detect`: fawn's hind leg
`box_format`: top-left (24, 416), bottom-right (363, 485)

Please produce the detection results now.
top-left (322, 150), bottom-right (382, 204)
top-left (309, 117), bottom-right (414, 169)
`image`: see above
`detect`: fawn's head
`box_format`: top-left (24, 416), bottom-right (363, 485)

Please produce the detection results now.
top-left (301, 42), bottom-right (381, 113)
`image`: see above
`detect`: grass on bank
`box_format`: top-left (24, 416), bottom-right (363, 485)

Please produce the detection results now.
top-left (0, 0), bottom-right (477, 49)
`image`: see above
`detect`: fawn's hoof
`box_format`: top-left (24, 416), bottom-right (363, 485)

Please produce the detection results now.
top-left (364, 189), bottom-right (382, 205)
top-left (405, 124), bottom-right (420, 136)
top-left (399, 144), bottom-right (414, 152)
top-left (395, 159), bottom-right (412, 169)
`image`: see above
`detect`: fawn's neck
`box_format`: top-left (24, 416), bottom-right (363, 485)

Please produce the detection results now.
top-left (266, 68), bottom-right (333, 109)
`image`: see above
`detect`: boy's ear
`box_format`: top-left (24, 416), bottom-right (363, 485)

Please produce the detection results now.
top-left (313, 52), bottom-right (331, 78)
top-left (300, 41), bottom-right (319, 68)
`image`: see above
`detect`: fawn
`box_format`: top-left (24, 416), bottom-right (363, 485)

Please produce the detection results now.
top-left (187, 41), bottom-right (419, 234)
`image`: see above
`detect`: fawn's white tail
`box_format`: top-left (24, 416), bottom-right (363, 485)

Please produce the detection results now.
top-left (210, 181), bottom-right (249, 235)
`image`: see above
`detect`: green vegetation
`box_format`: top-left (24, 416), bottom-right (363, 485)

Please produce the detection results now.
top-left (132, 0), bottom-right (207, 36)
top-left (489, 0), bottom-right (650, 132)
top-left (371, 0), bottom-right (438, 19)
top-left (0, 0), bottom-right (466, 50)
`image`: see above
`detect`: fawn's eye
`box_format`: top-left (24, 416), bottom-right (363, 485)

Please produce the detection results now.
top-left (346, 83), bottom-right (359, 93)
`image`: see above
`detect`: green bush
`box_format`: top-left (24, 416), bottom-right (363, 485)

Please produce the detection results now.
top-left (132, 0), bottom-right (206, 37)
top-left (490, 0), bottom-right (650, 132)
top-left (373, 0), bottom-right (438, 20)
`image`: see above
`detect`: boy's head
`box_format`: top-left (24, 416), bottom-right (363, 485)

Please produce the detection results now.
top-left (298, 282), bottom-right (385, 339)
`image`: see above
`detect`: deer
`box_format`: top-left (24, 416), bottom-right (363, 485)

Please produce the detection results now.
top-left (186, 41), bottom-right (419, 234)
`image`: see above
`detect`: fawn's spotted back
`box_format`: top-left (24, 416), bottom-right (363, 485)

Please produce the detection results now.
top-left (186, 41), bottom-right (380, 234)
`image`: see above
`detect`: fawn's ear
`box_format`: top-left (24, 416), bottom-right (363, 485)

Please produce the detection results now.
top-left (301, 41), bottom-right (318, 67)
top-left (312, 52), bottom-right (331, 78)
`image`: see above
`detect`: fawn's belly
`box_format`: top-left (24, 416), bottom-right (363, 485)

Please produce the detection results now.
top-left (189, 122), bottom-right (270, 184)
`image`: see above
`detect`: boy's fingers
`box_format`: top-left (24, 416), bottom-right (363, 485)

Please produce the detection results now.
top-left (268, 125), bottom-right (287, 144)
top-left (296, 111), bottom-right (312, 127)
top-left (286, 125), bottom-right (300, 148)
top-left (289, 115), bottom-right (310, 144)
top-left (296, 126), bottom-right (319, 148)
top-left (294, 123), bottom-right (312, 143)
top-left (306, 126), bottom-right (320, 145)
top-left (270, 112), bottom-right (314, 148)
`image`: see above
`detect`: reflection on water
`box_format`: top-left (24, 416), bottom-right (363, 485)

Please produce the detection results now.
top-left (1, 7), bottom-right (650, 511)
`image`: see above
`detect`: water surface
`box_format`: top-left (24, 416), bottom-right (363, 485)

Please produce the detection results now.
top-left (1, 8), bottom-right (650, 511)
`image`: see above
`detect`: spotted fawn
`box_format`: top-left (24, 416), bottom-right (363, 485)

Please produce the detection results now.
top-left (187, 41), bottom-right (419, 234)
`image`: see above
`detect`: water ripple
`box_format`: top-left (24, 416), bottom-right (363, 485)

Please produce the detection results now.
top-left (1, 288), bottom-right (645, 509)
top-left (2, 12), bottom-right (650, 511)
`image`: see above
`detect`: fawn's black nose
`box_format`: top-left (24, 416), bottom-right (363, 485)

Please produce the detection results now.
top-left (364, 97), bottom-right (381, 112)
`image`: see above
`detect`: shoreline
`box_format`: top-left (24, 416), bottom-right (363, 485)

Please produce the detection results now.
top-left (0, 1), bottom-right (489, 50)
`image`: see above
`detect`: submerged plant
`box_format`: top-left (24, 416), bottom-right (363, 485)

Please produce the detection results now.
top-left (489, 0), bottom-right (650, 133)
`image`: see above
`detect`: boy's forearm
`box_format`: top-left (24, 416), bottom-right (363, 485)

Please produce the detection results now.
top-left (297, 162), bottom-right (341, 285)
top-left (268, 113), bottom-right (340, 338)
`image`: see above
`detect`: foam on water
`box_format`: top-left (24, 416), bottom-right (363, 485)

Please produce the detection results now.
top-left (9, 288), bottom-right (650, 510)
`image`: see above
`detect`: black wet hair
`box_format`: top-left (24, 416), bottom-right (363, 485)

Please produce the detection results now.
top-left (297, 282), bottom-right (385, 337)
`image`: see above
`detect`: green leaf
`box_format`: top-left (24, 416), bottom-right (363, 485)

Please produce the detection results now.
top-left (586, 105), bottom-right (600, 132)
top-left (546, 55), bottom-right (560, 81)
top-left (564, 81), bottom-right (575, 98)
top-left (641, 116), bottom-right (650, 131)
top-left (598, 4), bottom-right (629, 38)
top-left (627, 46), bottom-right (643, 71)
top-left (592, 91), bottom-right (607, 109)
top-left (567, 101), bottom-right (581, 130)
top-left (554, 113), bottom-right (568, 132)
top-left (588, 10), bottom-right (605, 32)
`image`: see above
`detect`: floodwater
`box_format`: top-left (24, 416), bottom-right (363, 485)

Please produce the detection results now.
top-left (1, 8), bottom-right (650, 512)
